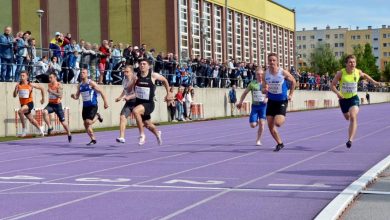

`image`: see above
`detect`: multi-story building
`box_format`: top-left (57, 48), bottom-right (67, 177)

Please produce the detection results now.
top-left (296, 25), bottom-right (390, 71)
top-left (0, 0), bottom-right (295, 67)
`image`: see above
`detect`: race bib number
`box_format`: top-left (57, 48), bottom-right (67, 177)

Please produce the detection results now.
top-left (49, 92), bottom-right (57, 99)
top-left (341, 82), bottom-right (357, 94)
top-left (19, 89), bottom-right (30, 98)
top-left (135, 86), bottom-right (150, 100)
top-left (268, 82), bottom-right (283, 94)
top-left (81, 91), bottom-right (91, 101)
top-left (253, 91), bottom-right (266, 102)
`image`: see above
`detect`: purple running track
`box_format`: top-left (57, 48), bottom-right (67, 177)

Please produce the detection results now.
top-left (0, 103), bottom-right (389, 220)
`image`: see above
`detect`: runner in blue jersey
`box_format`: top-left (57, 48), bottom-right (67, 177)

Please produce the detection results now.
top-left (237, 67), bottom-right (268, 146)
top-left (262, 53), bottom-right (296, 152)
top-left (71, 68), bottom-right (109, 145)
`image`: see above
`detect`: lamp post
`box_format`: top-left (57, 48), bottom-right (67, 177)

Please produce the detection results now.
top-left (36, 9), bottom-right (44, 57)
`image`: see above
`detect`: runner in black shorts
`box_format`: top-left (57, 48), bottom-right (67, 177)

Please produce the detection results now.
top-left (43, 72), bottom-right (72, 142)
top-left (263, 53), bottom-right (296, 152)
top-left (132, 58), bottom-right (173, 146)
top-left (115, 66), bottom-right (137, 143)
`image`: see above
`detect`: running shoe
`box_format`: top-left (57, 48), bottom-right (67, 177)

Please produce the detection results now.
top-left (39, 127), bottom-right (45, 137)
top-left (273, 143), bottom-right (284, 152)
top-left (96, 113), bottom-right (103, 123)
top-left (87, 140), bottom-right (97, 145)
top-left (68, 135), bottom-right (72, 143)
top-left (157, 131), bottom-right (162, 145)
top-left (138, 135), bottom-right (146, 146)
top-left (256, 140), bottom-right (262, 146)
top-left (346, 140), bottom-right (352, 148)
top-left (116, 137), bottom-right (126, 143)
top-left (21, 129), bottom-right (27, 137)
top-left (47, 127), bottom-right (53, 135)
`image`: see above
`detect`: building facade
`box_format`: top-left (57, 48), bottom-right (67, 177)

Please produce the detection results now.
top-left (296, 25), bottom-right (390, 71)
top-left (0, 0), bottom-right (295, 67)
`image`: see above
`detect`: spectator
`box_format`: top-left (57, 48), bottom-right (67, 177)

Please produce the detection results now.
top-left (27, 37), bottom-right (37, 75)
top-left (211, 64), bottom-right (220, 88)
top-left (80, 42), bottom-right (96, 79)
top-left (167, 87), bottom-right (177, 122)
top-left (111, 58), bottom-right (126, 85)
top-left (229, 85), bottom-right (237, 116)
top-left (47, 56), bottom-right (61, 76)
top-left (366, 92), bottom-right (370, 105)
top-left (0, 26), bottom-right (14, 82)
top-left (35, 56), bottom-right (49, 83)
top-left (98, 40), bottom-right (110, 84)
top-left (49, 32), bottom-right (63, 62)
top-left (183, 86), bottom-right (193, 120)
top-left (111, 43), bottom-right (122, 68)
top-left (175, 86), bottom-right (185, 121)
top-left (14, 32), bottom-right (30, 81)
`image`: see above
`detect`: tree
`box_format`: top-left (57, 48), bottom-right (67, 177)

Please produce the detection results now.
top-left (309, 44), bottom-right (340, 76)
top-left (352, 43), bottom-right (380, 80)
top-left (383, 62), bottom-right (390, 81)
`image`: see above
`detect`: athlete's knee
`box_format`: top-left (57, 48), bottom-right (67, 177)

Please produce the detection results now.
top-left (250, 123), bottom-right (257, 128)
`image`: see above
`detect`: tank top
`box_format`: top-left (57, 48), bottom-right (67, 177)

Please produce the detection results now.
top-left (248, 80), bottom-right (266, 106)
top-left (18, 82), bottom-right (33, 105)
top-left (265, 68), bottom-right (288, 101)
top-left (340, 68), bottom-right (360, 99)
top-left (135, 70), bottom-right (155, 104)
top-left (79, 80), bottom-right (98, 107)
top-left (48, 82), bottom-right (62, 104)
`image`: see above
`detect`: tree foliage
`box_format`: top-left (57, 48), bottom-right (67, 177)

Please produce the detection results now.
top-left (309, 44), bottom-right (340, 76)
top-left (352, 44), bottom-right (380, 80)
top-left (383, 62), bottom-right (390, 81)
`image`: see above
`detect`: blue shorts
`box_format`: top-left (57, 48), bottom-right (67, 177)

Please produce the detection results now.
top-left (339, 95), bottom-right (360, 114)
top-left (249, 104), bottom-right (267, 123)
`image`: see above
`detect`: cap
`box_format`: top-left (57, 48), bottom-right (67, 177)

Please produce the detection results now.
top-left (133, 46), bottom-right (139, 50)
top-left (121, 58), bottom-right (126, 62)
top-left (55, 32), bottom-right (61, 36)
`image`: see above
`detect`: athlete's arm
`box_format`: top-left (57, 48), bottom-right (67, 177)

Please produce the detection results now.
top-left (13, 83), bottom-right (19, 98)
top-left (31, 83), bottom-right (45, 104)
top-left (48, 84), bottom-right (63, 99)
top-left (90, 81), bottom-right (109, 109)
top-left (261, 73), bottom-right (268, 94)
top-left (123, 76), bottom-right (137, 101)
top-left (237, 88), bottom-right (250, 109)
top-left (283, 70), bottom-right (296, 100)
top-left (360, 71), bottom-right (380, 86)
top-left (115, 90), bottom-right (125, 102)
top-left (152, 72), bottom-right (173, 101)
top-left (71, 84), bottom-right (81, 100)
top-left (331, 71), bottom-right (343, 99)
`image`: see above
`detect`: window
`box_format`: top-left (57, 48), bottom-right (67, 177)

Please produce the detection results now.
top-left (191, 0), bottom-right (201, 56)
top-left (334, 43), bottom-right (338, 47)
top-left (357, 35), bottom-right (361, 39)
top-left (374, 38), bottom-right (378, 41)
top-left (335, 52), bottom-right (339, 56)
top-left (302, 44), bottom-right (306, 49)
top-left (383, 34), bottom-right (387, 39)
top-left (334, 34), bottom-right (338, 39)
top-left (302, 36), bottom-right (306, 40)
top-left (365, 34), bottom-right (370, 39)
top-left (339, 34), bottom-right (344, 39)
top-left (213, 6), bottom-right (223, 62)
top-left (226, 10), bottom-right (233, 59)
top-left (384, 52), bottom-right (388, 57)
top-left (339, 43), bottom-right (344, 47)
top-left (351, 35), bottom-right (356, 40)
top-left (310, 35), bottom-right (315, 39)
top-left (179, 0), bottom-right (189, 58)
top-left (384, 43), bottom-right (388, 47)
top-left (374, 47), bottom-right (378, 50)
top-left (311, 44), bottom-right (315, 49)
top-left (325, 34), bottom-right (330, 39)
top-left (297, 36), bottom-right (301, 41)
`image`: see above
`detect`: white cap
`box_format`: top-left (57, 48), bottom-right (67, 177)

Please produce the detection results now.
top-left (55, 32), bottom-right (61, 36)
top-left (133, 46), bottom-right (139, 50)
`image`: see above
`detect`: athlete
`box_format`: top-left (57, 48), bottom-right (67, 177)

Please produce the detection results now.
top-left (331, 54), bottom-right (380, 148)
top-left (237, 67), bottom-right (268, 146)
top-left (71, 68), bottom-right (109, 145)
top-left (13, 70), bottom-right (45, 137)
top-left (42, 72), bottom-right (72, 142)
top-left (132, 58), bottom-right (173, 146)
top-left (263, 53), bottom-right (296, 152)
top-left (115, 66), bottom-right (137, 143)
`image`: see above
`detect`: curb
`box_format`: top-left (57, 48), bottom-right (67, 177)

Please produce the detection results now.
top-left (315, 154), bottom-right (390, 220)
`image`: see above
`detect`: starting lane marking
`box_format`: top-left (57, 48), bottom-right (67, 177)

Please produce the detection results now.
top-left (0, 175), bottom-right (44, 180)
top-left (164, 179), bottom-right (225, 185)
top-left (75, 177), bottom-right (131, 183)
top-left (268, 183), bottom-right (331, 188)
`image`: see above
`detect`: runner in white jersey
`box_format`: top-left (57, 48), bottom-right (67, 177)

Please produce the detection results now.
top-left (115, 66), bottom-right (137, 143)
top-left (262, 53), bottom-right (296, 152)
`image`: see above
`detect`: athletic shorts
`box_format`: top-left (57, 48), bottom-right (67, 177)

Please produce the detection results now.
top-left (22, 102), bottom-right (34, 116)
top-left (82, 105), bottom-right (98, 121)
top-left (339, 95), bottom-right (360, 114)
top-left (45, 103), bottom-right (65, 122)
top-left (135, 101), bottom-right (155, 121)
top-left (249, 104), bottom-right (267, 123)
top-left (266, 99), bottom-right (288, 117)
top-left (120, 100), bottom-right (136, 118)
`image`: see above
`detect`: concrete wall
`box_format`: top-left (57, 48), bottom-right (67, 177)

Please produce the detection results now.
top-left (1, 82), bottom-right (390, 137)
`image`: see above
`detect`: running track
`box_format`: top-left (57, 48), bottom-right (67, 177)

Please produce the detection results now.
top-left (0, 103), bottom-right (389, 220)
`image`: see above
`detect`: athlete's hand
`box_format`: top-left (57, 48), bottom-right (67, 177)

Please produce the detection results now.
top-left (288, 94), bottom-right (293, 101)
top-left (14, 84), bottom-right (19, 93)
top-left (236, 102), bottom-right (242, 109)
top-left (165, 93), bottom-right (174, 102)
top-left (71, 94), bottom-right (77, 100)
top-left (115, 97), bottom-right (121, 102)
top-left (336, 93), bottom-right (343, 100)
top-left (104, 102), bottom-right (109, 109)
top-left (40, 98), bottom-right (44, 105)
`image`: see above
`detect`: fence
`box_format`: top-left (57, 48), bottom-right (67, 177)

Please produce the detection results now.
top-left (14, 107), bottom-right (70, 136)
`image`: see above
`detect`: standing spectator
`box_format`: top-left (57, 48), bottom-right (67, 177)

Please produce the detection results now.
top-left (111, 58), bottom-right (126, 85)
top-left (111, 44), bottom-right (122, 68)
top-left (123, 45), bottom-right (133, 65)
top-left (183, 86), bottom-right (193, 120)
top-left (220, 62), bottom-right (229, 88)
top-left (48, 56), bottom-right (61, 76)
top-left (70, 50), bottom-right (81, 83)
top-left (15, 32), bottom-right (30, 81)
top-left (80, 42), bottom-right (96, 77)
top-left (90, 43), bottom-right (100, 80)
top-left (366, 92), bottom-right (370, 105)
top-left (98, 40), bottom-right (110, 84)
top-left (154, 51), bottom-right (164, 74)
top-left (0, 26), bottom-right (14, 82)
top-left (49, 32), bottom-right (63, 63)
top-left (175, 86), bottom-right (185, 121)
top-left (211, 64), bottom-right (220, 88)
top-left (229, 85), bottom-right (237, 116)
top-left (167, 87), bottom-right (177, 122)
top-left (27, 38), bottom-right (37, 76)
top-left (35, 56), bottom-right (49, 83)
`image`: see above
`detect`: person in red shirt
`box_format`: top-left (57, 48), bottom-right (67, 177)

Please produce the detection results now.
top-left (98, 40), bottom-right (110, 84)
top-left (175, 86), bottom-right (184, 121)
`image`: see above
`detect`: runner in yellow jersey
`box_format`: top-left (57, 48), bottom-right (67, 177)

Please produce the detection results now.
top-left (331, 55), bottom-right (380, 148)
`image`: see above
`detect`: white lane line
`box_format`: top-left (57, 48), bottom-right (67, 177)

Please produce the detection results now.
top-left (360, 190), bottom-right (390, 195)
top-left (268, 183), bottom-right (331, 188)
top-left (159, 125), bottom-right (390, 220)
top-left (315, 155), bottom-right (390, 220)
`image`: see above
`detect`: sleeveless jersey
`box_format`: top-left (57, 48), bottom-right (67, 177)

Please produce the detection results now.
top-left (135, 71), bottom-right (155, 103)
top-left (18, 83), bottom-right (33, 105)
top-left (79, 80), bottom-right (98, 107)
top-left (340, 68), bottom-right (360, 99)
top-left (48, 82), bottom-right (62, 104)
top-left (247, 80), bottom-right (266, 106)
top-left (265, 68), bottom-right (288, 101)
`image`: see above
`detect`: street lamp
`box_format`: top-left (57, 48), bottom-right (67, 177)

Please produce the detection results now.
top-left (36, 9), bottom-right (44, 57)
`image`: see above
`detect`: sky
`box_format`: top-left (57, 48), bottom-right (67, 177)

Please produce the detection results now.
top-left (274, 0), bottom-right (390, 31)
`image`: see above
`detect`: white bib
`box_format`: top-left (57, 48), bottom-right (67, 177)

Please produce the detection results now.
top-left (19, 89), bottom-right (30, 98)
top-left (253, 91), bottom-right (266, 102)
top-left (341, 82), bottom-right (358, 94)
top-left (268, 82), bottom-right (283, 94)
top-left (49, 93), bottom-right (57, 99)
top-left (81, 91), bottom-right (91, 101)
top-left (135, 86), bottom-right (150, 100)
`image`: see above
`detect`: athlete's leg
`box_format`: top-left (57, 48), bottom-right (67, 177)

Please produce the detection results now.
top-left (43, 109), bottom-right (52, 128)
top-left (132, 105), bottom-right (146, 137)
top-left (18, 105), bottom-right (29, 129)
top-left (274, 115), bottom-right (286, 127)
top-left (267, 116), bottom-right (283, 144)
top-left (348, 106), bottom-right (359, 142)
top-left (84, 119), bottom-right (95, 140)
top-left (119, 114), bottom-right (127, 139)
top-left (144, 120), bottom-right (159, 137)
